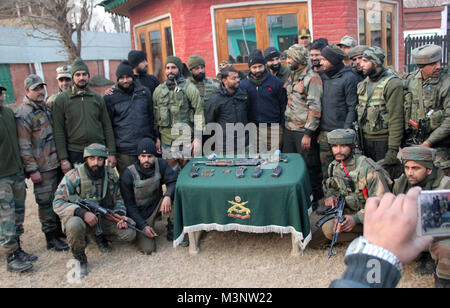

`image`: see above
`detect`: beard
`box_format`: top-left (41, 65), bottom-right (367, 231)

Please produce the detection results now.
top-left (269, 63), bottom-right (280, 72)
top-left (137, 66), bottom-right (148, 76)
top-left (192, 72), bottom-right (206, 82)
top-left (363, 65), bottom-right (377, 77)
top-left (86, 164), bottom-right (105, 180)
top-left (75, 80), bottom-right (88, 89)
top-left (288, 62), bottom-right (299, 71)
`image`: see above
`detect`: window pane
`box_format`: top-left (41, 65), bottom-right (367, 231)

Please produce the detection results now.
top-left (368, 10), bottom-right (381, 47)
top-left (139, 33), bottom-right (146, 53)
top-left (149, 30), bottom-right (163, 82)
top-left (226, 17), bottom-right (257, 64)
top-left (359, 9), bottom-right (366, 45)
top-left (386, 12), bottom-right (392, 66)
top-left (165, 27), bottom-right (173, 57)
top-left (267, 14), bottom-right (298, 56)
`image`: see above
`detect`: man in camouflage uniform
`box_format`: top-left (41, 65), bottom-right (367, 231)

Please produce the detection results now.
top-left (282, 44), bottom-right (323, 204)
top-left (310, 129), bottom-right (392, 247)
top-left (187, 55), bottom-right (218, 104)
top-left (404, 44), bottom-right (450, 176)
top-left (337, 36), bottom-right (357, 67)
top-left (0, 85), bottom-right (35, 272)
top-left (153, 56), bottom-right (204, 172)
top-left (392, 146), bottom-right (450, 288)
top-left (347, 45), bottom-right (369, 82)
top-left (15, 75), bottom-right (69, 252)
top-left (46, 65), bottom-right (72, 108)
top-left (356, 47), bottom-right (404, 173)
top-left (53, 144), bottom-right (136, 278)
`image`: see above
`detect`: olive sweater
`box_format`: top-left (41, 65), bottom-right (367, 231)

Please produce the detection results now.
top-left (0, 106), bottom-right (23, 178)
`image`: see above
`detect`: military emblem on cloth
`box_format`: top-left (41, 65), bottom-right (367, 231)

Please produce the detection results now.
top-left (227, 196), bottom-right (251, 220)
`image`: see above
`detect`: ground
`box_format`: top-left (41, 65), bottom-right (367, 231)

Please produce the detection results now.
top-left (0, 180), bottom-right (434, 288)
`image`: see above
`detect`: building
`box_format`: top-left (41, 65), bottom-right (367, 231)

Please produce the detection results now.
top-left (404, 0), bottom-right (449, 38)
top-left (0, 26), bottom-right (131, 105)
top-left (99, 0), bottom-right (405, 78)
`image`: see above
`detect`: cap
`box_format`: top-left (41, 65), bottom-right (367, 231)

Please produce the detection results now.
top-left (83, 143), bottom-right (109, 159)
top-left (362, 46), bottom-right (385, 67)
top-left (337, 36), bottom-right (357, 48)
top-left (401, 146), bottom-right (436, 168)
top-left (24, 74), bottom-right (46, 91)
top-left (188, 55), bottom-right (206, 70)
top-left (56, 65), bottom-right (72, 80)
top-left (298, 28), bottom-right (311, 38)
top-left (286, 44), bottom-right (309, 66)
top-left (137, 138), bottom-right (157, 156)
top-left (412, 44), bottom-right (442, 65)
top-left (248, 49), bottom-right (265, 67)
top-left (327, 129), bottom-right (356, 145)
top-left (264, 47), bottom-right (281, 61)
top-left (348, 45), bottom-right (370, 59)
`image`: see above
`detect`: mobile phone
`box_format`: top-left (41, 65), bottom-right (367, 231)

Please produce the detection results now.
top-left (418, 189), bottom-right (450, 237)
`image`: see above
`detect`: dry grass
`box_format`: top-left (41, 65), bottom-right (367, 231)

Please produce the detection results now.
top-left (0, 181), bottom-right (434, 288)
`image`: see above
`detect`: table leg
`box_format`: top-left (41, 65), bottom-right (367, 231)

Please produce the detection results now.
top-left (291, 233), bottom-right (301, 256)
top-left (188, 231), bottom-right (203, 255)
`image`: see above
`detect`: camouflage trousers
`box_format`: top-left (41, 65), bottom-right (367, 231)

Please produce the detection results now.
top-left (0, 173), bottom-right (26, 255)
top-left (65, 216), bottom-right (136, 252)
top-left (430, 238), bottom-right (450, 280)
top-left (318, 130), bottom-right (334, 181)
top-left (135, 199), bottom-right (165, 254)
top-left (434, 147), bottom-right (450, 175)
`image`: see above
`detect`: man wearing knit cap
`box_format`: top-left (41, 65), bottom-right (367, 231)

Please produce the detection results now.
top-left (264, 47), bottom-right (291, 83)
top-left (52, 58), bottom-right (117, 173)
top-left (187, 54), bottom-right (218, 103)
top-left (337, 36), bottom-right (357, 66)
top-left (240, 49), bottom-right (287, 153)
top-left (404, 44), bottom-right (450, 176)
top-left (309, 38), bottom-right (328, 73)
top-left (127, 50), bottom-right (160, 94)
top-left (105, 60), bottom-right (159, 175)
top-left (393, 146), bottom-right (450, 288)
top-left (120, 138), bottom-right (179, 253)
top-left (283, 44), bottom-right (323, 205)
top-left (356, 47), bottom-right (404, 179)
top-left (47, 65), bottom-right (72, 108)
top-left (318, 45), bottom-right (359, 184)
top-left (347, 45), bottom-right (369, 81)
top-left (153, 56), bottom-right (203, 172)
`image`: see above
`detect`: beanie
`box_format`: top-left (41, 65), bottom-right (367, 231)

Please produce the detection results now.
top-left (321, 45), bottom-right (346, 66)
top-left (248, 49), bottom-right (265, 67)
top-left (116, 60), bottom-right (135, 80)
top-left (188, 55), bottom-right (206, 70)
top-left (71, 58), bottom-right (90, 77)
top-left (165, 56), bottom-right (184, 73)
top-left (128, 50), bottom-right (147, 68)
top-left (137, 138), bottom-right (157, 156)
top-left (264, 47), bottom-right (280, 61)
top-left (310, 38), bottom-right (329, 51)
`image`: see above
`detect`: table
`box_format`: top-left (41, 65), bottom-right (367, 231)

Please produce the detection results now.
top-left (173, 153), bottom-right (312, 255)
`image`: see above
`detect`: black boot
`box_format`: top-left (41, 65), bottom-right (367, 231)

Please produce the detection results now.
top-left (72, 249), bottom-right (88, 279)
top-left (45, 231), bottom-right (70, 251)
top-left (434, 274), bottom-right (450, 288)
top-left (94, 235), bottom-right (112, 253)
top-left (6, 249), bottom-right (33, 273)
top-left (17, 241), bottom-right (38, 262)
top-left (166, 218), bottom-right (174, 242)
top-left (415, 252), bottom-right (435, 276)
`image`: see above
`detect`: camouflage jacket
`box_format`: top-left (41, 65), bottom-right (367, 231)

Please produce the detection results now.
top-left (284, 65), bottom-right (322, 135)
top-left (14, 96), bottom-right (59, 174)
top-left (53, 164), bottom-right (125, 227)
top-left (404, 68), bottom-right (450, 147)
top-left (187, 77), bottom-right (219, 104)
top-left (324, 154), bottom-right (392, 224)
top-left (393, 168), bottom-right (450, 194)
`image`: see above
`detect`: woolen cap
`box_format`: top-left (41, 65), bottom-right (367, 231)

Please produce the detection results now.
top-left (71, 58), bottom-right (90, 77)
top-left (128, 50), bottom-right (147, 68)
top-left (137, 138), bottom-right (157, 156)
top-left (412, 44), bottom-right (442, 65)
top-left (248, 49), bottom-right (266, 67)
top-left (116, 60), bottom-right (135, 79)
top-left (321, 45), bottom-right (346, 66)
top-left (188, 55), bottom-right (206, 70)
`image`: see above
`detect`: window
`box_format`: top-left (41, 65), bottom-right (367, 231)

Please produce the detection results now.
top-left (135, 17), bottom-right (174, 82)
top-left (359, 1), bottom-right (396, 67)
top-left (215, 3), bottom-right (308, 71)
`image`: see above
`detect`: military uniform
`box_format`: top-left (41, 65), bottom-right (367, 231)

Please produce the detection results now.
top-left (310, 129), bottom-right (392, 247)
top-left (15, 76), bottom-right (64, 244)
top-left (404, 45), bottom-right (450, 171)
top-left (392, 146), bottom-right (450, 286)
top-left (282, 44), bottom-right (323, 202)
top-left (46, 65), bottom-right (72, 108)
top-left (356, 47), bottom-right (404, 165)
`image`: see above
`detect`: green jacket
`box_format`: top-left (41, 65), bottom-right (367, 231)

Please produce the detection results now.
top-left (393, 168), bottom-right (450, 194)
top-left (52, 86), bottom-right (116, 160)
top-left (0, 106), bottom-right (23, 178)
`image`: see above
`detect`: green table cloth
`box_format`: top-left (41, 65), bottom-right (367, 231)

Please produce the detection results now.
top-left (173, 153), bottom-right (312, 250)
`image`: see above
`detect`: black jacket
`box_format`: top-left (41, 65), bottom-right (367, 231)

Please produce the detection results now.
top-left (105, 80), bottom-right (157, 155)
top-left (136, 73), bottom-right (159, 94)
top-left (205, 83), bottom-right (249, 153)
top-left (320, 64), bottom-right (359, 131)
top-left (119, 159), bottom-right (177, 230)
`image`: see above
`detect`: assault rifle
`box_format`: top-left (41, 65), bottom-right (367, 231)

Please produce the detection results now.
top-left (194, 155), bottom-right (288, 167)
top-left (315, 195), bottom-right (346, 259)
top-left (75, 199), bottom-right (145, 236)
top-left (353, 121), bottom-right (365, 155)
top-left (405, 119), bottom-right (427, 146)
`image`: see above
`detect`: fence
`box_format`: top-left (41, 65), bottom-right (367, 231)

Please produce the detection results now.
top-left (404, 35), bottom-right (449, 72)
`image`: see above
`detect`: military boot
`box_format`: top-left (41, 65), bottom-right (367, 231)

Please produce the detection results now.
top-left (6, 249), bottom-right (33, 273)
top-left (94, 235), bottom-right (112, 253)
top-left (415, 252), bottom-right (435, 276)
top-left (45, 231), bottom-right (70, 251)
top-left (434, 274), bottom-right (450, 288)
top-left (17, 241), bottom-right (38, 262)
top-left (72, 249), bottom-right (88, 279)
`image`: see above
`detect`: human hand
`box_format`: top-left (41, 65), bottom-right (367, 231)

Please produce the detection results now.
top-left (325, 196), bottom-right (338, 208)
top-left (83, 212), bottom-right (98, 227)
top-left (191, 138), bottom-right (202, 157)
top-left (104, 86), bottom-right (114, 96)
top-left (336, 215), bottom-right (355, 233)
top-left (301, 135), bottom-right (311, 151)
top-left (107, 155), bottom-right (117, 168)
top-left (421, 141), bottom-right (431, 148)
top-left (156, 138), bottom-right (162, 155)
top-left (114, 214), bottom-right (129, 229)
top-left (143, 226), bottom-right (158, 238)
top-left (30, 171), bottom-right (42, 184)
top-left (160, 196), bottom-right (172, 216)
top-left (363, 187), bottom-right (433, 264)
top-left (61, 160), bottom-right (72, 174)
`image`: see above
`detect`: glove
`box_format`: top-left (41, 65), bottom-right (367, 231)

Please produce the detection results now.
top-left (383, 149), bottom-right (399, 165)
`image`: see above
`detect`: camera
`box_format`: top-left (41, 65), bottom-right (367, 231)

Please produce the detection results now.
top-left (418, 189), bottom-right (450, 237)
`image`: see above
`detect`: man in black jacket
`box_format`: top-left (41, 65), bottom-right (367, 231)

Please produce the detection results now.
top-left (119, 138), bottom-right (178, 254)
top-left (105, 60), bottom-right (160, 175)
top-left (318, 45), bottom-right (359, 182)
top-left (128, 50), bottom-right (160, 94)
top-left (205, 66), bottom-right (249, 155)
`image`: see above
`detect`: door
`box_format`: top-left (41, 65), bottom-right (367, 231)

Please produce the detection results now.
top-left (0, 64), bottom-right (15, 104)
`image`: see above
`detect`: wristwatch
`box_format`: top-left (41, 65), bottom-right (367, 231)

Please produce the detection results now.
top-left (345, 236), bottom-right (403, 274)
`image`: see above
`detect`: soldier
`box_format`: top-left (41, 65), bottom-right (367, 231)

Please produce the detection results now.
top-left (187, 55), bottom-right (218, 104)
top-left (153, 56), bottom-right (204, 172)
top-left (347, 45), bottom-right (369, 82)
top-left (282, 44), bottom-right (323, 206)
top-left (392, 146), bottom-right (450, 287)
top-left (298, 27), bottom-right (312, 50)
top-left (337, 35), bottom-right (357, 67)
top-left (404, 44), bottom-right (450, 175)
top-left (0, 85), bottom-right (36, 272)
top-left (14, 75), bottom-right (69, 252)
top-left (264, 47), bottom-right (291, 84)
top-left (52, 58), bottom-right (117, 172)
top-left (53, 144), bottom-right (136, 278)
top-left (356, 47), bottom-right (404, 169)
top-left (119, 138), bottom-right (178, 253)
top-left (46, 65), bottom-right (72, 108)
top-left (310, 129), bottom-right (392, 247)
